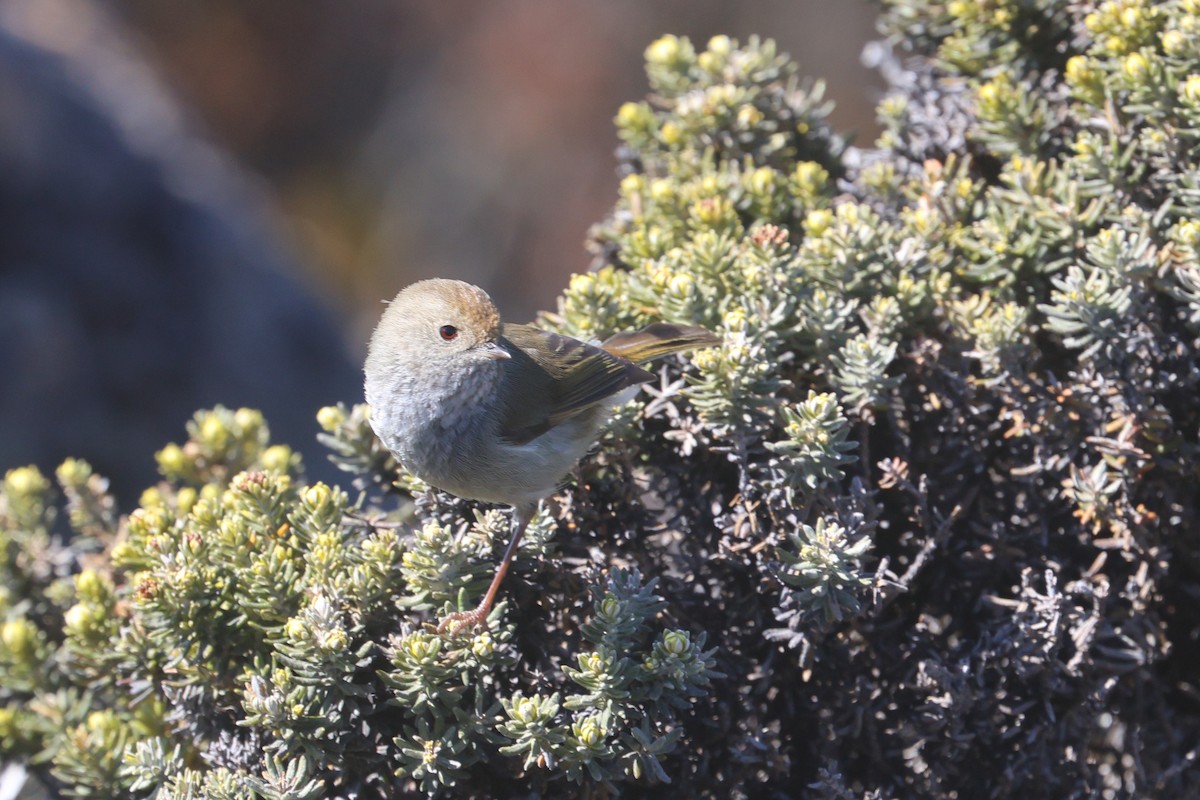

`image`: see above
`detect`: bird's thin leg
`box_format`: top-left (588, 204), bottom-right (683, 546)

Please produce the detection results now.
top-left (438, 507), bottom-right (531, 636)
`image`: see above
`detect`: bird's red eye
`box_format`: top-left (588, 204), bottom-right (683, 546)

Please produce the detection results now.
top-left (439, 325), bottom-right (458, 341)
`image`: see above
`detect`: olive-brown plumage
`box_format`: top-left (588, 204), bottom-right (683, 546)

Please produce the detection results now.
top-left (364, 279), bottom-right (718, 634)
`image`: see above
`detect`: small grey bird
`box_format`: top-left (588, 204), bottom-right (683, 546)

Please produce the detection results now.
top-left (364, 279), bottom-right (718, 635)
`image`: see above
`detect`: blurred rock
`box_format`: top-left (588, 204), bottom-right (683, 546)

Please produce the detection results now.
top-left (0, 0), bottom-right (360, 499)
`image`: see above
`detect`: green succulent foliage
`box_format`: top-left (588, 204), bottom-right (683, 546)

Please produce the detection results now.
top-left (7, 6), bottom-right (1200, 797)
top-left (769, 516), bottom-right (874, 643)
top-left (0, 407), bottom-right (718, 798)
top-left (766, 391), bottom-right (858, 497)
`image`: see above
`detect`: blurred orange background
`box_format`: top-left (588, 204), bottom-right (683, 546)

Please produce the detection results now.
top-left (112, 0), bottom-right (882, 329)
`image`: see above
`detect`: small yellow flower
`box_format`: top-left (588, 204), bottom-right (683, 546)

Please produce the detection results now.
top-left (1162, 30), bottom-right (1187, 56)
top-left (234, 407), bottom-right (261, 432)
top-left (75, 569), bottom-right (106, 600)
top-left (1, 619), bottom-right (36, 658)
top-left (199, 414), bottom-right (228, 447)
top-left (737, 104), bottom-right (764, 128)
top-left (615, 101), bottom-right (653, 131)
top-left (568, 272), bottom-right (596, 296)
top-left (804, 209), bottom-right (834, 237)
top-left (620, 173), bottom-right (645, 198)
top-left (1182, 74), bottom-right (1200, 104)
top-left (749, 166), bottom-right (778, 197)
top-left (260, 445), bottom-right (292, 473)
top-left (1123, 51), bottom-right (1150, 81)
top-left (707, 35), bottom-right (732, 57)
top-left (793, 162), bottom-right (828, 196)
top-left (577, 717), bottom-right (604, 747)
top-left (472, 632), bottom-right (495, 658)
top-left (320, 628), bottom-right (349, 652)
top-left (645, 35), bottom-right (683, 67)
top-left (304, 483), bottom-right (331, 508)
top-left (63, 604), bottom-right (94, 637)
top-left (1064, 56), bottom-right (1094, 87)
top-left (285, 618), bottom-right (308, 641)
top-left (316, 405), bottom-right (345, 432)
top-left (157, 443), bottom-right (188, 475)
top-left (5, 465), bottom-right (48, 496)
top-left (649, 178), bottom-right (674, 203)
top-left (662, 629), bottom-right (691, 656)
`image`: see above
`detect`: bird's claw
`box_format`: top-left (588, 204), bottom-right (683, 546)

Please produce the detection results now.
top-left (437, 608), bottom-right (486, 637)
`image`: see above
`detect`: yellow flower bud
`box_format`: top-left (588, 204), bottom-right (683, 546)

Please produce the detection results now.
top-left (649, 178), bottom-right (674, 203)
top-left (1162, 30), bottom-right (1187, 56)
top-left (645, 35), bottom-right (682, 66)
top-left (285, 618), bottom-right (307, 640)
top-left (1176, 219), bottom-right (1200, 246)
top-left (157, 443), bottom-right (187, 476)
top-left (199, 414), bottom-right (227, 447)
top-left (662, 629), bottom-right (691, 655)
top-left (597, 597), bottom-right (620, 618)
top-left (723, 308), bottom-right (748, 333)
top-left (1182, 74), bottom-right (1200, 104)
top-left (707, 35), bottom-right (732, 57)
top-left (63, 603), bottom-right (93, 637)
top-left (1064, 56), bottom-right (1093, 87)
top-left (1, 619), bottom-right (36, 658)
top-left (1123, 52), bottom-right (1149, 81)
top-left (177, 487), bottom-right (198, 515)
top-left (304, 483), bottom-right (330, 508)
top-left (75, 569), bottom-right (106, 601)
top-left (568, 272), bottom-right (596, 297)
top-left (615, 101), bottom-right (652, 130)
top-left (749, 166), bottom-right (778, 197)
top-left (737, 104), bottom-right (764, 128)
top-left (472, 632), bottom-right (495, 658)
top-left (316, 405), bottom-right (345, 432)
top-left (86, 710), bottom-right (117, 734)
top-left (55, 457), bottom-right (90, 486)
top-left (513, 696), bottom-right (538, 723)
top-left (668, 273), bottom-right (696, 297)
top-left (793, 161), bottom-right (828, 195)
top-left (321, 628), bottom-right (349, 652)
top-left (620, 173), bottom-right (646, 198)
top-left (233, 408), bottom-right (261, 432)
top-left (139, 486), bottom-right (165, 509)
top-left (260, 445), bottom-right (292, 473)
top-left (805, 209), bottom-right (834, 237)
top-left (577, 717), bottom-right (604, 747)
top-left (4, 466), bottom-right (48, 497)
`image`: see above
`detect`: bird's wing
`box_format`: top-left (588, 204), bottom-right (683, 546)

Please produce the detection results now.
top-left (497, 323), bottom-right (654, 445)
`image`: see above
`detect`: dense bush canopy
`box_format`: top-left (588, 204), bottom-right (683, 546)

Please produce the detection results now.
top-left (5, 1), bottom-right (1200, 797)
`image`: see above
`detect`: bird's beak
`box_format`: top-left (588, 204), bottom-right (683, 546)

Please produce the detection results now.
top-left (479, 341), bottom-right (511, 360)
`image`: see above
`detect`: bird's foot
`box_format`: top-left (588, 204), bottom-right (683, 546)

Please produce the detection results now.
top-left (437, 605), bottom-right (488, 637)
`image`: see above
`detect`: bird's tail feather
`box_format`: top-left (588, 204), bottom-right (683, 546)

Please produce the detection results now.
top-left (601, 323), bottom-right (720, 364)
